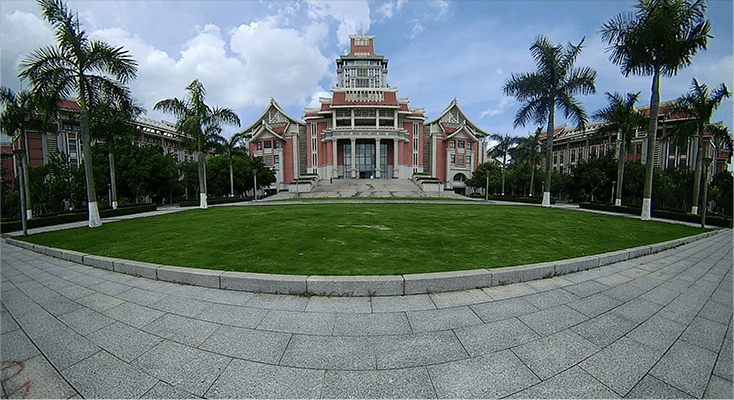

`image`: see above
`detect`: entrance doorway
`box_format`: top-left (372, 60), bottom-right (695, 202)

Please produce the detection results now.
top-left (343, 140), bottom-right (389, 178)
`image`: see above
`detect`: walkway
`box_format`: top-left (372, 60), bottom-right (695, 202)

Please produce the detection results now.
top-left (1, 230), bottom-right (731, 398)
top-left (266, 178), bottom-right (471, 200)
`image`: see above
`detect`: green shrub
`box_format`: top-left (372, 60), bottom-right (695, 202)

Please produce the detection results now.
top-left (1, 204), bottom-right (158, 233)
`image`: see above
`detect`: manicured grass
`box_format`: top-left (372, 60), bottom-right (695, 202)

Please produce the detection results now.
top-left (272, 197), bottom-right (474, 202)
top-left (18, 204), bottom-right (708, 275)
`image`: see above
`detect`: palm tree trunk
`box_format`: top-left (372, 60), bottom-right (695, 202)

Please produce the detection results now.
top-left (501, 153), bottom-right (506, 196)
top-left (198, 153), bottom-right (207, 209)
top-left (229, 163), bottom-right (234, 197)
top-left (21, 130), bottom-right (32, 220)
top-left (543, 105), bottom-right (554, 207)
top-left (529, 162), bottom-right (535, 197)
top-left (615, 138), bottom-right (625, 206)
top-left (641, 69), bottom-right (660, 221)
top-left (80, 109), bottom-right (101, 227)
top-left (691, 131), bottom-right (703, 214)
top-left (108, 140), bottom-right (118, 209)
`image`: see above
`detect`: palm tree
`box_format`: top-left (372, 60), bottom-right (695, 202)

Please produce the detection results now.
top-left (154, 79), bottom-right (240, 209)
top-left (511, 129), bottom-right (543, 196)
top-left (19, 0), bottom-right (137, 227)
top-left (213, 131), bottom-right (248, 197)
top-left (667, 79), bottom-right (730, 214)
top-left (503, 35), bottom-right (597, 207)
top-left (89, 94), bottom-right (145, 209)
top-left (592, 92), bottom-right (649, 206)
top-left (600, 0), bottom-right (711, 220)
top-left (0, 87), bottom-right (55, 220)
top-left (488, 133), bottom-right (520, 196)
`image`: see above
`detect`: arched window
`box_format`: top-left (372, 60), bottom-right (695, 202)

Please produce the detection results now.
top-left (453, 173), bottom-right (467, 182)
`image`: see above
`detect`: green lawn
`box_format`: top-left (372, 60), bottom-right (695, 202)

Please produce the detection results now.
top-left (18, 204), bottom-right (708, 275)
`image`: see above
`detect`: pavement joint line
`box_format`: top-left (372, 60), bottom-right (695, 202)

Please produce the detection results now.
top-left (4, 228), bottom-right (727, 297)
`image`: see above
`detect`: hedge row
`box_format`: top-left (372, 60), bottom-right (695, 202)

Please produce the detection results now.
top-left (178, 197), bottom-right (253, 207)
top-left (1, 203), bottom-right (158, 233)
top-left (487, 195), bottom-right (556, 205)
top-left (579, 202), bottom-right (732, 228)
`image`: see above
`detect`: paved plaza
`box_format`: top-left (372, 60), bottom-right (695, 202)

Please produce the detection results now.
top-left (1, 224), bottom-right (732, 398)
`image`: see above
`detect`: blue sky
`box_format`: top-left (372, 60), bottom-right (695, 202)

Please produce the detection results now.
top-left (2, 0), bottom-right (732, 143)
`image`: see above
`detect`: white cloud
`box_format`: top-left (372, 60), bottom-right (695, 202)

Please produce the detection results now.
top-left (1, 10), bottom-right (55, 89)
top-left (397, 0), bottom-right (408, 12)
top-left (479, 98), bottom-right (513, 119)
top-left (89, 18), bottom-right (331, 121)
top-left (229, 18), bottom-right (331, 106)
top-left (431, 0), bottom-right (449, 20)
top-left (307, 88), bottom-right (332, 108)
top-left (408, 23), bottom-right (424, 39)
top-left (305, 1), bottom-right (371, 51)
top-left (496, 68), bottom-right (503, 75)
top-left (375, 2), bottom-right (394, 22)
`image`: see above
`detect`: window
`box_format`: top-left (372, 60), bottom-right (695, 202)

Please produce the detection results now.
top-left (274, 155), bottom-right (279, 164)
top-left (458, 140), bottom-right (464, 148)
top-left (450, 140), bottom-right (455, 149)
top-left (559, 154), bottom-right (564, 164)
top-left (69, 139), bottom-right (77, 152)
top-left (274, 141), bottom-right (280, 149)
top-left (264, 140), bottom-right (272, 149)
top-left (257, 141), bottom-right (262, 151)
top-left (412, 123), bottom-right (420, 167)
top-left (450, 154), bottom-right (456, 164)
top-left (636, 144), bottom-right (642, 154)
top-left (553, 154), bottom-right (557, 164)
top-left (570, 152), bottom-right (575, 163)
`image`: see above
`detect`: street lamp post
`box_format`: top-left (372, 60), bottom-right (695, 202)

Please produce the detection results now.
top-left (611, 181), bottom-right (616, 204)
top-left (13, 148), bottom-right (28, 236)
top-left (253, 172), bottom-right (258, 201)
top-left (485, 173), bottom-right (489, 201)
top-left (700, 140), bottom-right (713, 229)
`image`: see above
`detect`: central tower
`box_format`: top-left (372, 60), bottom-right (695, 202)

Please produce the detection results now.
top-left (336, 35), bottom-right (389, 89)
top-left (303, 34), bottom-right (426, 180)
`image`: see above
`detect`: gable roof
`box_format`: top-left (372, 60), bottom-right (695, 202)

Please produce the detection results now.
top-left (238, 98), bottom-right (304, 136)
top-left (425, 98), bottom-right (489, 137)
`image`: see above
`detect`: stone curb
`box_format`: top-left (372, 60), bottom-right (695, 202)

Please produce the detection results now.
top-left (4, 229), bottom-right (728, 297)
top-left (307, 275), bottom-right (404, 296)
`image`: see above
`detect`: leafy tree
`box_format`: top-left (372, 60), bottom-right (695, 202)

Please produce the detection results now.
top-left (466, 162), bottom-right (502, 195)
top-left (550, 171), bottom-right (574, 201)
top-left (177, 160), bottom-right (200, 201)
top-left (667, 79), bottom-right (730, 214)
top-left (19, 0), bottom-right (138, 227)
top-left (0, 87), bottom-right (55, 219)
top-left (510, 129), bottom-right (544, 196)
top-left (213, 131), bottom-right (248, 197)
top-left (503, 35), bottom-right (597, 207)
top-left (591, 92), bottom-right (649, 206)
top-left (488, 133), bottom-right (520, 196)
top-left (570, 152), bottom-right (618, 202)
top-left (43, 151), bottom-right (86, 212)
top-left (709, 170), bottom-right (732, 217)
top-left (601, 0), bottom-right (711, 220)
top-left (89, 93), bottom-right (145, 209)
top-left (111, 142), bottom-right (177, 203)
top-left (154, 79), bottom-right (240, 209)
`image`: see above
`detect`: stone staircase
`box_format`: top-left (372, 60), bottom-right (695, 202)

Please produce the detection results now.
top-left (264, 179), bottom-right (469, 200)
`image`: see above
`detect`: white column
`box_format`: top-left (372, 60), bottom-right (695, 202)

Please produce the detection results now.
top-left (446, 148), bottom-right (451, 187)
top-left (332, 138), bottom-right (338, 178)
top-left (375, 138), bottom-right (381, 178)
top-left (292, 133), bottom-right (299, 181)
top-left (351, 137), bottom-right (357, 178)
top-left (431, 133), bottom-right (437, 178)
top-left (351, 110), bottom-right (355, 128)
top-left (393, 139), bottom-right (399, 179)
